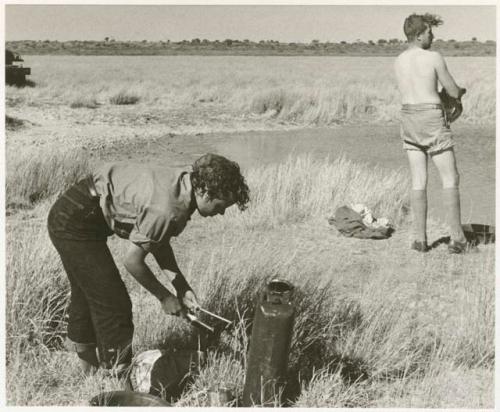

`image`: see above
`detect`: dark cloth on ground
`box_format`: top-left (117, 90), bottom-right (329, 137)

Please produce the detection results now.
top-left (328, 206), bottom-right (394, 239)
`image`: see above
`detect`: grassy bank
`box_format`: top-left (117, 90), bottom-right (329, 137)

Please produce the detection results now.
top-left (5, 149), bottom-right (494, 407)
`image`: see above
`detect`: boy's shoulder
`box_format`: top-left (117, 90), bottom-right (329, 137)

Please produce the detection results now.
top-left (399, 48), bottom-right (442, 62)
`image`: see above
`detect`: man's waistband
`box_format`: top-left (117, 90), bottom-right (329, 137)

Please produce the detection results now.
top-left (401, 103), bottom-right (443, 111)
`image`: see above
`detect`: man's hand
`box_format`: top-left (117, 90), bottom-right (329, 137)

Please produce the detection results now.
top-left (161, 295), bottom-right (183, 316)
top-left (181, 290), bottom-right (201, 313)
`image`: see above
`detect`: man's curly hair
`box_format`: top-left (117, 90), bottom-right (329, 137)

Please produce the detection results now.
top-left (404, 13), bottom-right (443, 41)
top-left (190, 153), bottom-right (250, 211)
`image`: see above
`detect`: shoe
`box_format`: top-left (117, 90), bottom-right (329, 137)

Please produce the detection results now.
top-left (448, 239), bottom-right (477, 254)
top-left (411, 240), bottom-right (429, 252)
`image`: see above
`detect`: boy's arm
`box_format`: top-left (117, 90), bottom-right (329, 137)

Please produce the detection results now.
top-left (433, 52), bottom-right (466, 99)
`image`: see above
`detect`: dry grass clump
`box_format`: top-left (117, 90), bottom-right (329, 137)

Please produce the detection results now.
top-left (70, 95), bottom-right (99, 109)
top-left (294, 368), bottom-right (371, 407)
top-left (5, 114), bottom-right (25, 131)
top-left (5, 146), bottom-right (92, 209)
top-left (5, 223), bottom-right (69, 357)
top-left (5, 95), bottom-right (26, 107)
top-left (243, 82), bottom-right (386, 125)
top-left (109, 89), bottom-right (141, 105)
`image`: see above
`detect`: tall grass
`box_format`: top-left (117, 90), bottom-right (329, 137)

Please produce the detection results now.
top-left (5, 222), bottom-right (69, 357)
top-left (5, 146), bottom-right (92, 208)
top-left (6, 55), bottom-right (495, 127)
top-left (223, 154), bottom-right (409, 228)
top-left (5, 152), bottom-right (494, 407)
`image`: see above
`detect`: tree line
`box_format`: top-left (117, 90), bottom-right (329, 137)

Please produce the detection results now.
top-left (6, 38), bottom-right (496, 57)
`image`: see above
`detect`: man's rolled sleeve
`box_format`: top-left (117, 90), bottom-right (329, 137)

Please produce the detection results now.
top-left (128, 209), bottom-right (177, 253)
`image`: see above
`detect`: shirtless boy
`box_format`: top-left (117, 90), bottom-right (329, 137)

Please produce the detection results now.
top-left (394, 13), bottom-right (468, 253)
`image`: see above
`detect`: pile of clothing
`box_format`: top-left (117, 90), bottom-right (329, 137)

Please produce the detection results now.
top-left (328, 204), bottom-right (394, 240)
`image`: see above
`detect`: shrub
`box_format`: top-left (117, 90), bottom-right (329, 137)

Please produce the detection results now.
top-left (109, 90), bottom-right (140, 105)
top-left (5, 115), bottom-right (25, 131)
top-left (70, 95), bottom-right (99, 109)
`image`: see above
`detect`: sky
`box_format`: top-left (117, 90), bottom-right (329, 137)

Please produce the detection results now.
top-left (4, 3), bottom-right (497, 43)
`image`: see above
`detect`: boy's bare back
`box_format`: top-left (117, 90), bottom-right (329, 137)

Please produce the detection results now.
top-left (394, 48), bottom-right (441, 105)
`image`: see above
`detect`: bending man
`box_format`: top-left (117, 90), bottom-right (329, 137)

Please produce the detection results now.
top-left (47, 153), bottom-right (250, 375)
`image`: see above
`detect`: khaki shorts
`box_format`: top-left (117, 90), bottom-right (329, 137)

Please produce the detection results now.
top-left (400, 104), bottom-right (454, 154)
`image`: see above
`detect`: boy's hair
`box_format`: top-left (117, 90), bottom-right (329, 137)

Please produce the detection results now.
top-left (403, 13), bottom-right (443, 41)
top-left (191, 153), bottom-right (250, 211)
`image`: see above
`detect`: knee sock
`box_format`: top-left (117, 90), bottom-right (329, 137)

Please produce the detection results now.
top-left (410, 189), bottom-right (427, 242)
top-left (443, 187), bottom-right (466, 242)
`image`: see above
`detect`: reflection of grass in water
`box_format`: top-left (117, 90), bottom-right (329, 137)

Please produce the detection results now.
top-left (7, 56), bottom-right (494, 127)
top-left (5, 151), bottom-right (494, 407)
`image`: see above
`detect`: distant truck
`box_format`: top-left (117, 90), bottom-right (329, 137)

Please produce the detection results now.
top-left (6, 49), bottom-right (31, 86)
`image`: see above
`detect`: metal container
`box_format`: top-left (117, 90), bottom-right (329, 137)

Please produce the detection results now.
top-left (89, 390), bottom-right (170, 406)
top-left (242, 279), bottom-right (295, 406)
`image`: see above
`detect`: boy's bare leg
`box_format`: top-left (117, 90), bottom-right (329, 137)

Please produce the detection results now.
top-left (406, 150), bottom-right (428, 243)
top-left (430, 148), bottom-right (467, 242)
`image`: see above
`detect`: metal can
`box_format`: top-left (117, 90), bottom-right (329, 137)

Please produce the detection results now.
top-left (242, 279), bottom-right (295, 406)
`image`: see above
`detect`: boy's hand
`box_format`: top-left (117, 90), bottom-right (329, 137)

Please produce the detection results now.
top-left (181, 290), bottom-right (201, 313)
top-left (161, 295), bottom-right (183, 316)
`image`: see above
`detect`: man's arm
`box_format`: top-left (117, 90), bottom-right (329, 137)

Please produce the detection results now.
top-left (123, 242), bottom-right (172, 301)
top-left (124, 242), bottom-right (185, 316)
top-left (151, 241), bottom-right (193, 300)
top-left (433, 52), bottom-right (466, 99)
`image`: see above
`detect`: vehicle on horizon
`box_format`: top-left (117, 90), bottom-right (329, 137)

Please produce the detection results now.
top-left (6, 49), bottom-right (31, 86)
